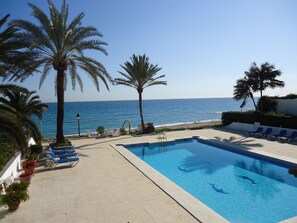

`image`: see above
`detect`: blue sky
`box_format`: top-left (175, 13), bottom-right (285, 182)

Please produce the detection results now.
top-left (1, 0), bottom-right (297, 102)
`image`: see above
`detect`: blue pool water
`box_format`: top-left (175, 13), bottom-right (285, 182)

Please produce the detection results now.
top-left (126, 139), bottom-right (297, 223)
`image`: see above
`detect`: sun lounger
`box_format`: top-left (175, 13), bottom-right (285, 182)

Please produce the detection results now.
top-left (46, 152), bottom-right (79, 168)
top-left (49, 148), bottom-right (77, 157)
top-left (50, 145), bottom-right (75, 151)
top-left (268, 129), bottom-right (287, 141)
top-left (278, 131), bottom-right (297, 143)
top-left (255, 127), bottom-right (272, 138)
top-left (248, 127), bottom-right (264, 136)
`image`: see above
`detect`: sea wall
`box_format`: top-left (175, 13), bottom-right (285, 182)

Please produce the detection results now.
top-left (275, 98), bottom-right (297, 116)
top-left (226, 122), bottom-right (296, 135)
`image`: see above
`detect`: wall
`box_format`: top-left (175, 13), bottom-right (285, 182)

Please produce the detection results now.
top-left (227, 122), bottom-right (297, 135)
top-left (276, 98), bottom-right (297, 116)
top-left (0, 152), bottom-right (22, 183)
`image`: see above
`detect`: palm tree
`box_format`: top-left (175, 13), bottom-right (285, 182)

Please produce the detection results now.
top-left (0, 86), bottom-right (48, 143)
top-left (233, 77), bottom-right (257, 110)
top-left (0, 113), bottom-right (28, 152)
top-left (114, 54), bottom-right (166, 133)
top-left (0, 85), bottom-right (30, 152)
top-left (11, 0), bottom-right (111, 143)
top-left (245, 62), bottom-right (284, 112)
top-left (0, 14), bottom-right (36, 78)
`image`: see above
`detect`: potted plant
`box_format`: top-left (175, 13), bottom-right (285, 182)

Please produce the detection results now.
top-left (22, 160), bottom-right (38, 175)
top-left (2, 182), bottom-right (29, 211)
top-left (19, 172), bottom-right (33, 184)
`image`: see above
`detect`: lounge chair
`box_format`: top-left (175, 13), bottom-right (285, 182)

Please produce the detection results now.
top-left (255, 127), bottom-right (272, 138)
top-left (278, 131), bottom-right (297, 143)
top-left (268, 129), bottom-right (287, 141)
top-left (46, 152), bottom-right (79, 168)
top-left (49, 148), bottom-right (77, 157)
top-left (248, 127), bottom-right (263, 136)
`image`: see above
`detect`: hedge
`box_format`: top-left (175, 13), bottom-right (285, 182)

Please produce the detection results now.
top-left (222, 111), bottom-right (297, 129)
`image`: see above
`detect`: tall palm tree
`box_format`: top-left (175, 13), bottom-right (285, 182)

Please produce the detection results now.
top-left (0, 86), bottom-right (48, 143)
top-left (245, 62), bottom-right (284, 112)
top-left (11, 0), bottom-right (111, 143)
top-left (0, 14), bottom-right (36, 78)
top-left (233, 77), bottom-right (257, 110)
top-left (114, 54), bottom-right (166, 133)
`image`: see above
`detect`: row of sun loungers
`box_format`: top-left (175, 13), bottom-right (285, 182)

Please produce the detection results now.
top-left (46, 146), bottom-right (79, 168)
top-left (248, 127), bottom-right (297, 143)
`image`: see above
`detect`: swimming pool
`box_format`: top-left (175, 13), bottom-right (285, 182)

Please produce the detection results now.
top-left (125, 138), bottom-right (297, 223)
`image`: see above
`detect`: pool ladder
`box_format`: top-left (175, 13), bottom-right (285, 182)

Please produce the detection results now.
top-left (157, 132), bottom-right (167, 151)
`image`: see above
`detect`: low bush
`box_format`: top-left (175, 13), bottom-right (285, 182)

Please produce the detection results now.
top-left (120, 128), bottom-right (127, 135)
top-left (145, 123), bottom-right (155, 134)
top-left (49, 140), bottom-right (72, 148)
top-left (96, 126), bottom-right (105, 135)
top-left (222, 111), bottom-right (297, 129)
top-left (29, 144), bottom-right (42, 155)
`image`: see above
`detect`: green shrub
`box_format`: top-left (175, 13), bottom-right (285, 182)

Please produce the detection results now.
top-left (279, 94), bottom-right (297, 99)
top-left (0, 139), bottom-right (16, 172)
top-left (145, 123), bottom-right (155, 134)
top-left (96, 126), bottom-right (105, 135)
top-left (29, 144), bottom-right (42, 155)
top-left (49, 140), bottom-right (72, 148)
top-left (222, 111), bottom-right (297, 129)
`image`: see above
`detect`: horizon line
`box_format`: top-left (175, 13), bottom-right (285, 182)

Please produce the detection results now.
top-left (43, 96), bottom-right (250, 103)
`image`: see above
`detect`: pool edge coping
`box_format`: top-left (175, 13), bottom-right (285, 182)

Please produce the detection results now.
top-left (111, 142), bottom-right (229, 223)
top-left (111, 136), bottom-right (297, 223)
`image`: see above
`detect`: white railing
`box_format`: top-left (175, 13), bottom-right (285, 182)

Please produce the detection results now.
top-left (0, 152), bottom-right (22, 184)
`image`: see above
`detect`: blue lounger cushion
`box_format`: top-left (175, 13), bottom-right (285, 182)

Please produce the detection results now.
top-left (49, 150), bottom-right (77, 159)
top-left (268, 129), bottom-right (287, 140)
top-left (278, 131), bottom-right (297, 143)
top-left (256, 128), bottom-right (272, 138)
top-left (51, 156), bottom-right (79, 164)
top-left (248, 127), bottom-right (263, 136)
top-left (49, 148), bottom-right (76, 155)
top-left (47, 151), bottom-right (79, 167)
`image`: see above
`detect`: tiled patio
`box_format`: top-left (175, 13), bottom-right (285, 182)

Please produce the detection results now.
top-left (0, 128), bottom-right (296, 223)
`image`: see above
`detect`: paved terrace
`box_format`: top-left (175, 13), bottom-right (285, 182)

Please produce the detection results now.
top-left (0, 128), bottom-right (296, 223)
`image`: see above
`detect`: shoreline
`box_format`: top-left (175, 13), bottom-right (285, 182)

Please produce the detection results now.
top-left (155, 120), bottom-right (222, 130)
top-left (62, 120), bottom-right (222, 138)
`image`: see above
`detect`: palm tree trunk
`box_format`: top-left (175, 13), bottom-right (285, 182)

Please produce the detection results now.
top-left (260, 89), bottom-right (263, 113)
top-left (138, 90), bottom-right (145, 133)
top-left (249, 93), bottom-right (257, 111)
top-left (56, 69), bottom-right (65, 143)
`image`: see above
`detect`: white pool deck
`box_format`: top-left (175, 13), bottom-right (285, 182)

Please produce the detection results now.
top-left (1, 127), bottom-right (297, 223)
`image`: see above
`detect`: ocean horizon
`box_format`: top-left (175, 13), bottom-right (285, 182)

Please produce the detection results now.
top-left (37, 97), bottom-right (254, 137)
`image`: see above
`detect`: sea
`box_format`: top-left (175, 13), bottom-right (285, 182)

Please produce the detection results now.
top-left (37, 98), bottom-right (254, 137)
